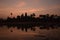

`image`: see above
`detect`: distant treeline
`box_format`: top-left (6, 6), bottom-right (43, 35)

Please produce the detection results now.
top-left (0, 13), bottom-right (60, 23)
top-left (0, 13), bottom-right (60, 32)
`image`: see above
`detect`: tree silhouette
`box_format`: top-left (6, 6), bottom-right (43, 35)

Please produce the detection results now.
top-left (10, 12), bottom-right (13, 17)
top-left (0, 12), bottom-right (60, 32)
top-left (30, 13), bottom-right (35, 18)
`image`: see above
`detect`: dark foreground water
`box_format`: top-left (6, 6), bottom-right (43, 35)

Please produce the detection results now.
top-left (0, 26), bottom-right (60, 40)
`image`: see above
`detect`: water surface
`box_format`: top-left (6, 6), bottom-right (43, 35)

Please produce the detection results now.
top-left (0, 26), bottom-right (60, 40)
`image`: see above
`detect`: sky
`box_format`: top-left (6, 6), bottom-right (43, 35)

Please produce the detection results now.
top-left (0, 0), bottom-right (60, 18)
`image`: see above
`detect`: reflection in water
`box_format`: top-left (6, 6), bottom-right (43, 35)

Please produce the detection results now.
top-left (0, 13), bottom-right (60, 40)
top-left (0, 22), bottom-right (60, 32)
top-left (0, 25), bottom-right (60, 40)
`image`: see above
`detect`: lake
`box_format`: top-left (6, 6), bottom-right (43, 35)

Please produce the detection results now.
top-left (0, 26), bottom-right (60, 40)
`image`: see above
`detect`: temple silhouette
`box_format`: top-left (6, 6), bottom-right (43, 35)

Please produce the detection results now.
top-left (0, 12), bottom-right (60, 32)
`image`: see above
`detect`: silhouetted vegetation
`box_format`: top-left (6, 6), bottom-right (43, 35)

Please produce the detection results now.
top-left (0, 13), bottom-right (60, 32)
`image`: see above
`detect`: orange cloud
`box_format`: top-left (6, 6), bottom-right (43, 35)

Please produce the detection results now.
top-left (16, 1), bottom-right (26, 7)
top-left (17, 8), bottom-right (45, 13)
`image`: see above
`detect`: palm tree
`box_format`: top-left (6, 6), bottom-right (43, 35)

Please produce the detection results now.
top-left (10, 12), bottom-right (13, 18)
top-left (30, 13), bottom-right (35, 17)
top-left (32, 13), bottom-right (35, 17)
